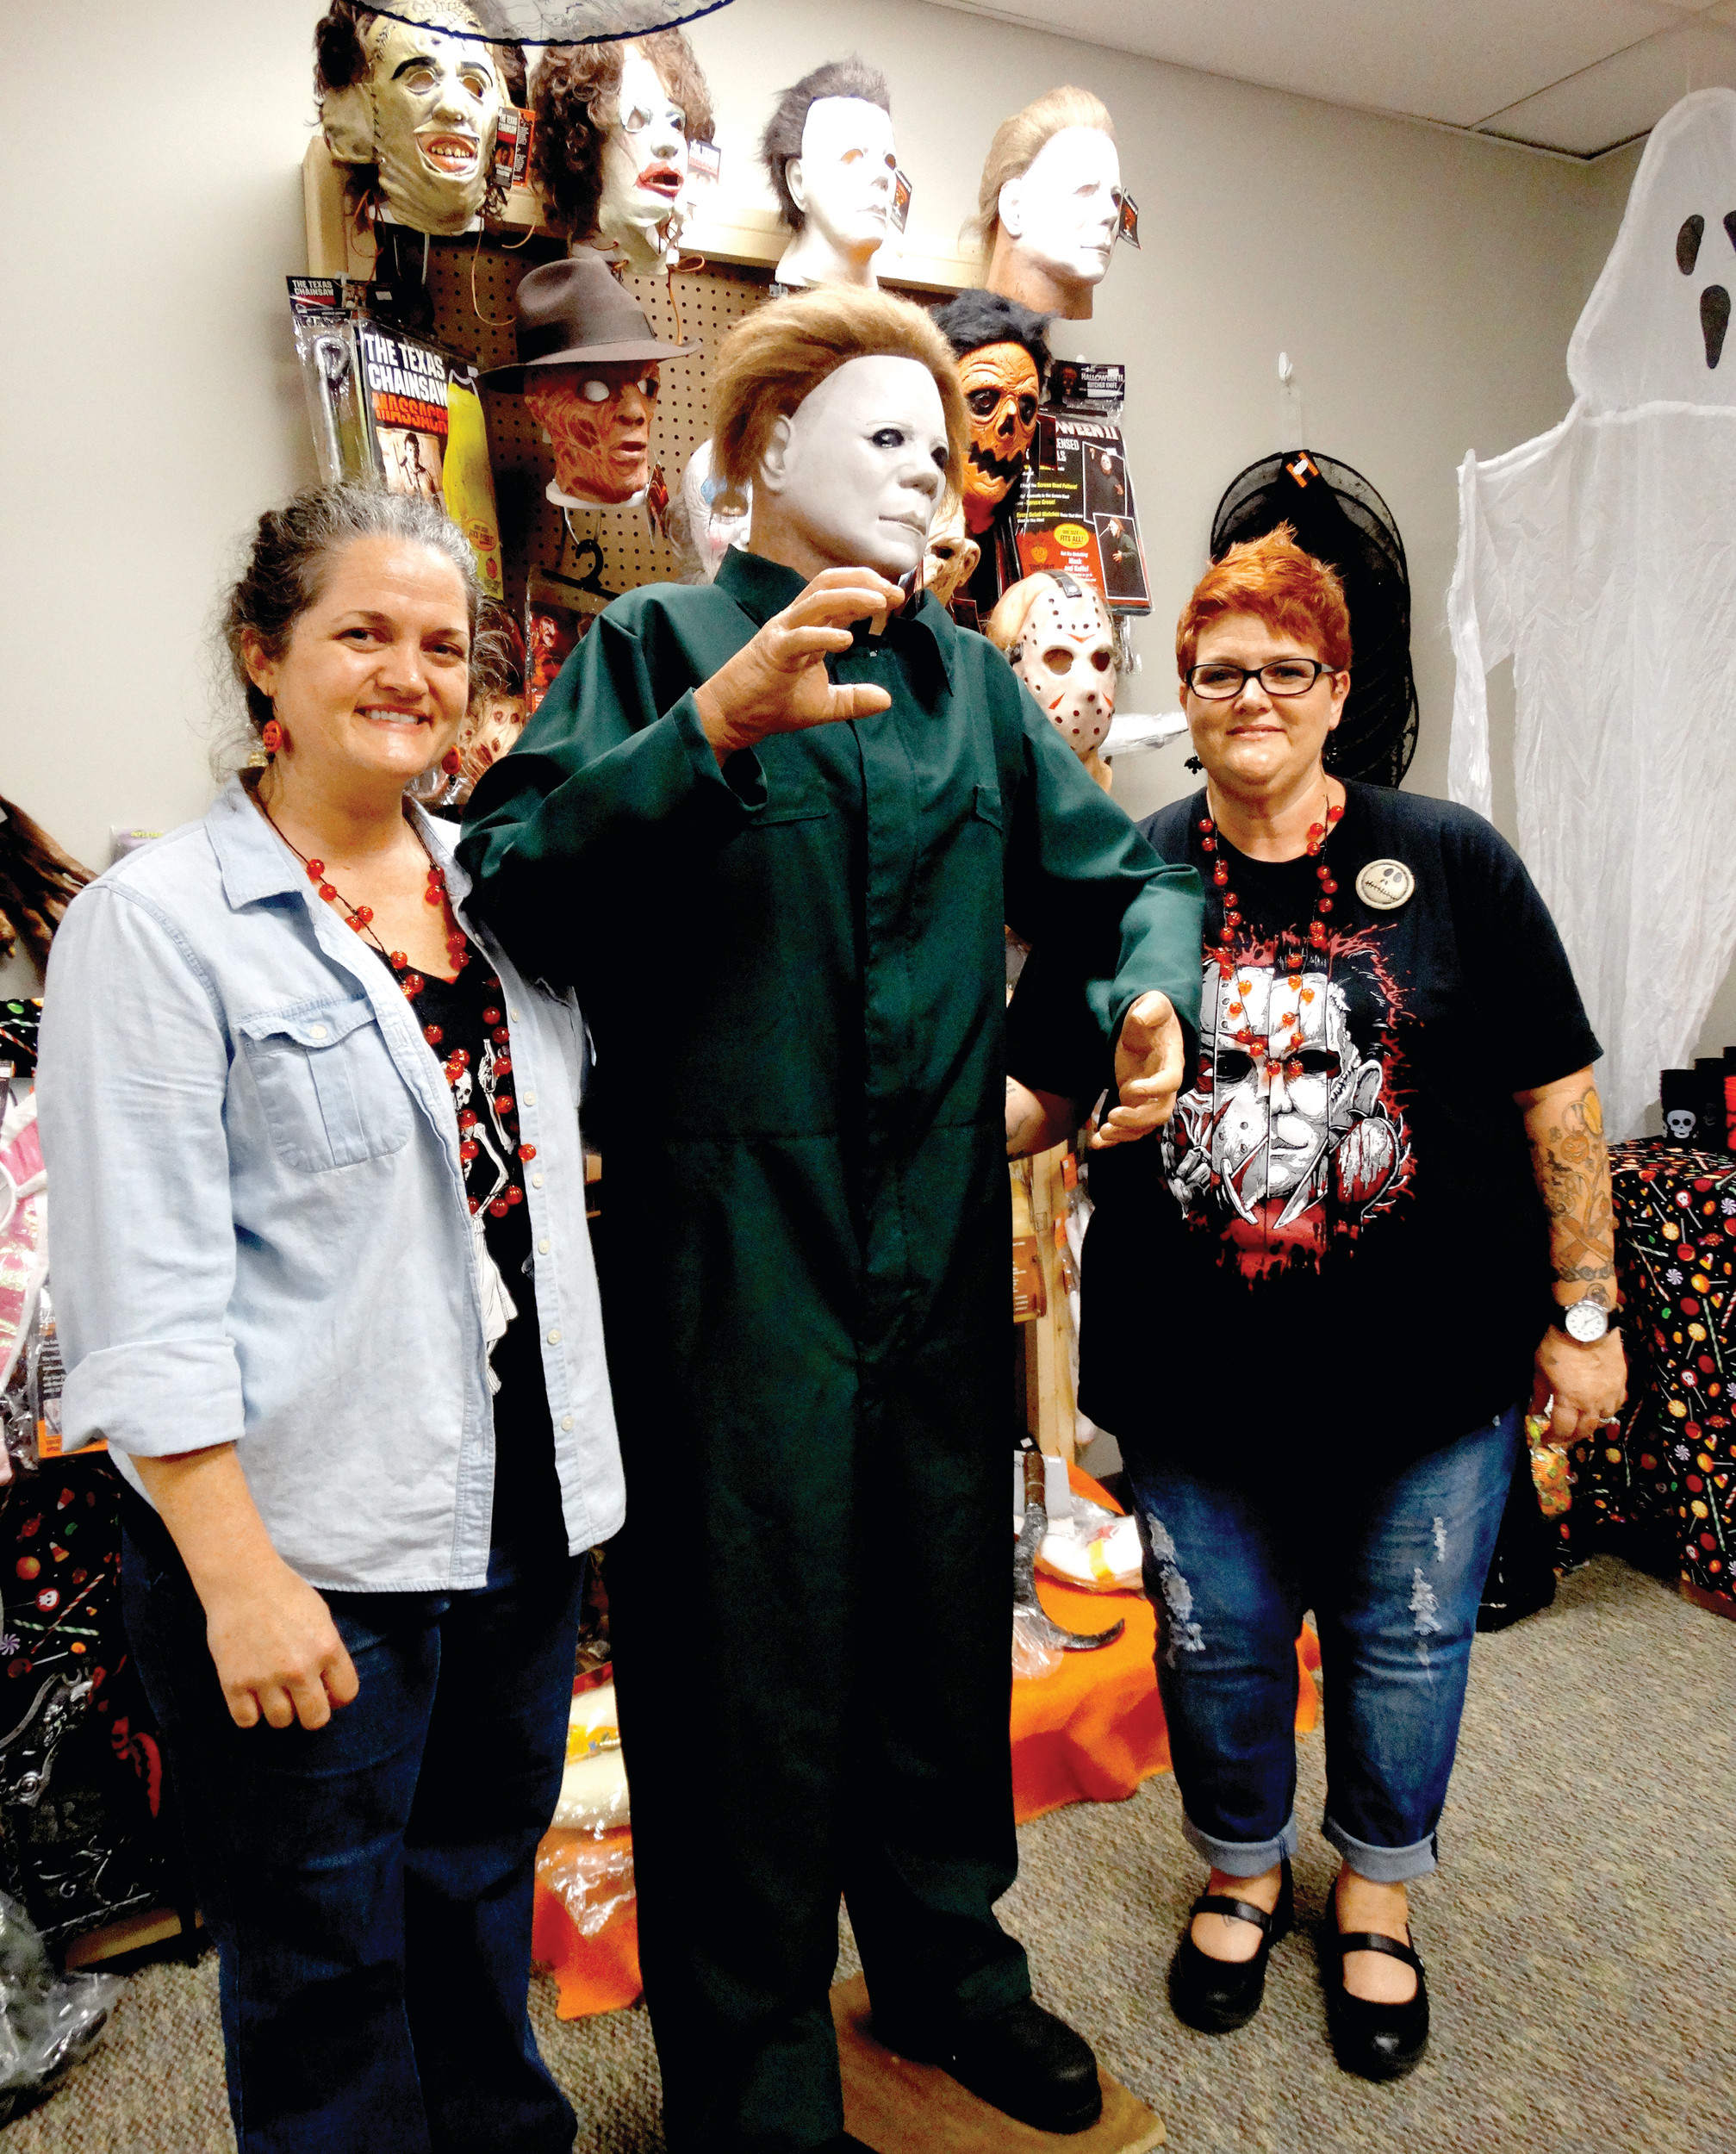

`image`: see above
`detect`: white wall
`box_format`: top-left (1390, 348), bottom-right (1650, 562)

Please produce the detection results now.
top-left (3, 0), bottom-right (1727, 1079)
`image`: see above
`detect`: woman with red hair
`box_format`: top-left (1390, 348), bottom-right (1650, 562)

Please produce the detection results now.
top-left (1012, 526), bottom-right (1624, 2078)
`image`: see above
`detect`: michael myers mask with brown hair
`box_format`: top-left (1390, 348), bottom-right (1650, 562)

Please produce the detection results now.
top-left (931, 289), bottom-right (1050, 537)
top-left (315, 0), bottom-right (505, 236)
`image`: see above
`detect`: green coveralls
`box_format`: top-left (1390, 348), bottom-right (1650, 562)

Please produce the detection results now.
top-left (459, 547), bottom-right (1202, 2152)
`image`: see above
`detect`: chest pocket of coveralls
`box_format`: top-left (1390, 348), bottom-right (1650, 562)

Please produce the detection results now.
top-left (236, 996), bottom-right (412, 1173)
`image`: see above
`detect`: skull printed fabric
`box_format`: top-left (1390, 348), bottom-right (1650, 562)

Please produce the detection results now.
top-left (1449, 90), bottom-right (1736, 1137)
top-left (959, 341), bottom-right (1040, 535)
top-left (1162, 927), bottom-right (1415, 1279)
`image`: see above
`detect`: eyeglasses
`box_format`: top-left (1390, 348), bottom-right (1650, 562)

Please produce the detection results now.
top-left (1184, 658), bottom-right (1341, 700)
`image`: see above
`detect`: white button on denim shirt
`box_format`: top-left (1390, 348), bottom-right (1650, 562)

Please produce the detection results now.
top-left (37, 776), bottom-right (624, 1593)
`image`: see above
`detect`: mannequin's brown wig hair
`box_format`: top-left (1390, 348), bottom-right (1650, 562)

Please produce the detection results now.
top-left (708, 286), bottom-right (967, 519)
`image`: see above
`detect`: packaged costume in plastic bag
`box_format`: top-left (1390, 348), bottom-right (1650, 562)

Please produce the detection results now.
top-left (0, 1889), bottom-right (116, 2124)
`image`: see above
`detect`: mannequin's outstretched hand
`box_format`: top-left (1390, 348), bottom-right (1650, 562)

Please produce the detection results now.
top-left (1092, 991), bottom-right (1185, 1149)
top-left (694, 566), bottom-right (905, 763)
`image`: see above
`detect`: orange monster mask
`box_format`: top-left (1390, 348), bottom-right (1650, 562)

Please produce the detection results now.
top-left (959, 340), bottom-right (1039, 535)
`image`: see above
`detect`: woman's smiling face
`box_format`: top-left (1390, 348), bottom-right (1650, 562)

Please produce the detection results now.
top-left (243, 536), bottom-right (471, 789)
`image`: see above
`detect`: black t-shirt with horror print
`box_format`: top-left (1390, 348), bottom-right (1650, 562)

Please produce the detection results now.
top-left (1009, 781), bottom-right (1602, 1454)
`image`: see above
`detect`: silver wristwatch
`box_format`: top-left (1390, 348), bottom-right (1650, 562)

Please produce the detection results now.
top-left (1555, 1299), bottom-right (1615, 1345)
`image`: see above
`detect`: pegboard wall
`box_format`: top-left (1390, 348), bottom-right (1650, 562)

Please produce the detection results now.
top-left (417, 233), bottom-right (951, 620)
top-left (420, 236), bottom-right (770, 613)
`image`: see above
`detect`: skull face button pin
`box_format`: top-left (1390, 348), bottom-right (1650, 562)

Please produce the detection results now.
top-left (1354, 858), bottom-right (1416, 910)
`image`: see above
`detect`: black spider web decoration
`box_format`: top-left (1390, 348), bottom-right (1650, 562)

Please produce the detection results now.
top-left (368, 0), bottom-right (737, 44)
top-left (1209, 451), bottom-right (1420, 789)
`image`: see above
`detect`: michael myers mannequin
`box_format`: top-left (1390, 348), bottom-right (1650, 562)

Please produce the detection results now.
top-left (460, 286), bottom-right (1202, 2154)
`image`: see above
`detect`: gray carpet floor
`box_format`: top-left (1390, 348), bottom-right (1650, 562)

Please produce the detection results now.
top-left (7, 1554), bottom-right (1732, 2152)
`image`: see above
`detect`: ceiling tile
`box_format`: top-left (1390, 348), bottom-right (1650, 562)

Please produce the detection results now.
top-left (928, 0), bottom-right (1687, 126)
top-left (1477, 19), bottom-right (1736, 152)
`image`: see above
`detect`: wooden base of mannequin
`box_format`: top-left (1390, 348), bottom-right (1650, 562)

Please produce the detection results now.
top-left (830, 1976), bottom-right (1165, 2151)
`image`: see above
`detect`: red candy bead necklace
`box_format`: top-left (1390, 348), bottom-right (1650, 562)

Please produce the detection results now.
top-left (254, 795), bottom-right (526, 1219)
top-left (1197, 786), bottom-right (1343, 1093)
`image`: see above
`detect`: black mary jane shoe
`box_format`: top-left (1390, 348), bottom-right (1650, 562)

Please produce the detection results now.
top-left (1318, 1918), bottom-right (1430, 2080)
top-left (874, 1996), bottom-right (1103, 2135)
top-left (1168, 1858), bottom-right (1294, 2034)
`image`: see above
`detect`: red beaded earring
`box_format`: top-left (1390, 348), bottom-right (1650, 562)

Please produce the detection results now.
top-left (261, 719), bottom-right (284, 754)
top-left (440, 748), bottom-right (463, 775)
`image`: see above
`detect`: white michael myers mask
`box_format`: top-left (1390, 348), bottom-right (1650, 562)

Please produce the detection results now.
top-left (324, 6), bottom-right (502, 237)
top-left (779, 96), bottom-right (899, 284)
top-left (999, 127), bottom-right (1122, 296)
top-left (595, 44), bottom-right (691, 273)
top-left (1006, 581), bottom-right (1115, 755)
top-left (756, 354), bottom-right (948, 576)
top-left (1569, 87), bottom-right (1736, 412)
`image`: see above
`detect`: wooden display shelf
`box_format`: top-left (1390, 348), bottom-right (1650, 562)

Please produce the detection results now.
top-left (1012, 1144), bottom-right (1079, 1464)
top-left (301, 137), bottom-right (981, 294)
top-left (831, 1975), bottom-right (1165, 2153)
top-left (64, 1905), bottom-right (201, 1970)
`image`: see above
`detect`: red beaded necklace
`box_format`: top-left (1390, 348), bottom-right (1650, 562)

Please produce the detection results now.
top-left (1197, 786), bottom-right (1343, 1091)
top-left (255, 795), bottom-right (532, 1220)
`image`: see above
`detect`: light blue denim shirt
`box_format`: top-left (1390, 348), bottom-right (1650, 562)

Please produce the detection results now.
top-left (36, 775), bottom-right (623, 1592)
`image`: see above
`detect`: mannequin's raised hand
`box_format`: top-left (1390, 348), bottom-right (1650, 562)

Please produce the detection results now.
top-left (694, 567), bottom-right (906, 763)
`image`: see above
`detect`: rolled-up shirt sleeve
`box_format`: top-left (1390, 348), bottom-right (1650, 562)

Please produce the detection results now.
top-left (37, 883), bottom-right (245, 1459)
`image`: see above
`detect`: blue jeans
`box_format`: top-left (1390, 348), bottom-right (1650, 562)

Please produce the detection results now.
top-left (1123, 1407), bottom-right (1521, 1884)
top-left (121, 1493), bottom-right (586, 2154)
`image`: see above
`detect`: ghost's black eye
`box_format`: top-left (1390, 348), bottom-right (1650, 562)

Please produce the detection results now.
top-left (1678, 215), bottom-right (1705, 275)
top-left (1703, 284), bottom-right (1731, 369)
top-left (1725, 211), bottom-right (1736, 253)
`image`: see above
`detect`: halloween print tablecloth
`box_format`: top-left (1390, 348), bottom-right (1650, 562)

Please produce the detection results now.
top-left (1561, 1141), bottom-right (1735, 1606)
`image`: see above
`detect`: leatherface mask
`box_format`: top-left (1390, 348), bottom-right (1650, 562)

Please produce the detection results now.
top-left (524, 363), bottom-right (661, 507)
top-left (959, 340), bottom-right (1039, 535)
top-left (922, 500), bottom-right (981, 607)
top-left (1005, 580), bottom-right (1115, 755)
top-left (595, 45), bottom-right (690, 273)
top-left (324, 4), bottom-right (503, 237)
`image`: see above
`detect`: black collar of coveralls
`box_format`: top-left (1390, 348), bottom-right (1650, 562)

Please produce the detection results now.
top-left (713, 545), bottom-right (957, 706)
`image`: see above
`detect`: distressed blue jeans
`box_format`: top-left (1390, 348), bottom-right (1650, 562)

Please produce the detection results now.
top-left (1123, 1406), bottom-right (1521, 1884)
top-left (121, 1490), bottom-right (586, 2154)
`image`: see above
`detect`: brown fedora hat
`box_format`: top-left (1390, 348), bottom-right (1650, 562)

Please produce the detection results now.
top-left (481, 252), bottom-right (699, 391)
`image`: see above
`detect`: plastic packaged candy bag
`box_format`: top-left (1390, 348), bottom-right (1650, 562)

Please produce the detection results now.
top-left (0, 1889), bottom-right (119, 2124)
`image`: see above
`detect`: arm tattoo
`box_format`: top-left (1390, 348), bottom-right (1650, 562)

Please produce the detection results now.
top-left (1526, 1082), bottom-right (1616, 1306)
top-left (1006, 1078), bottom-right (1046, 1156)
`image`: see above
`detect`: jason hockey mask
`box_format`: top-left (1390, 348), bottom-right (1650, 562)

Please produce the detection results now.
top-left (1005, 575), bottom-right (1115, 754)
top-left (960, 340), bottom-right (1039, 533)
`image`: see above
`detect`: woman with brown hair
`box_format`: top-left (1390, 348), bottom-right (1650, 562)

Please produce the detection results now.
top-left (40, 482), bottom-right (619, 2153)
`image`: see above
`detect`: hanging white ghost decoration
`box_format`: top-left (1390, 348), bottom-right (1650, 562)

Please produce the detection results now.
top-left (1447, 89), bottom-right (1736, 1138)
